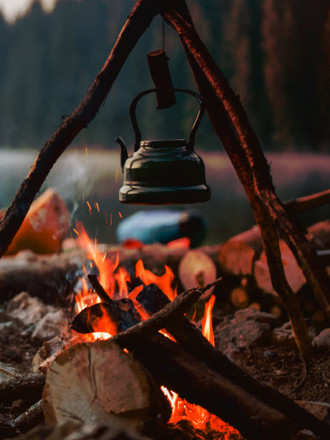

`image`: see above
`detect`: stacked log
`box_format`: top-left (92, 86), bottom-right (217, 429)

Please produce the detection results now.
top-left (0, 220), bottom-right (329, 318)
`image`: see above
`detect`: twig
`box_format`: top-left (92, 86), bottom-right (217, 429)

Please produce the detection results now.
top-left (285, 188), bottom-right (330, 213)
top-left (88, 274), bottom-right (114, 304)
top-left (14, 400), bottom-right (44, 433)
top-left (111, 277), bottom-right (223, 344)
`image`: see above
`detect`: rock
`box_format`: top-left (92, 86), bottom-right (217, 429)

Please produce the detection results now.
top-left (272, 322), bottom-right (296, 345)
top-left (273, 322), bottom-right (317, 346)
top-left (214, 308), bottom-right (275, 357)
top-left (312, 328), bottom-right (330, 351)
top-left (290, 429), bottom-right (318, 440)
top-left (296, 400), bottom-right (330, 421)
top-left (234, 307), bottom-right (277, 324)
top-left (6, 292), bottom-right (52, 326)
top-left (32, 310), bottom-right (67, 342)
top-left (0, 321), bottom-right (14, 331)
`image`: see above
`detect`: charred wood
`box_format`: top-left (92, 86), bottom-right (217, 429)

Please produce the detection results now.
top-left (128, 334), bottom-right (295, 440)
top-left (74, 279), bottom-right (330, 440)
top-left (0, 252), bottom-right (81, 305)
top-left (0, 373), bottom-right (45, 405)
top-left (14, 400), bottom-right (44, 434)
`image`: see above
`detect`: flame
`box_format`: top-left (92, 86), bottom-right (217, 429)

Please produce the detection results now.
top-left (73, 226), bottom-right (242, 438)
top-left (135, 259), bottom-right (177, 302)
top-left (161, 293), bottom-right (237, 435)
top-left (73, 223), bottom-right (132, 341)
top-left (202, 294), bottom-right (216, 347)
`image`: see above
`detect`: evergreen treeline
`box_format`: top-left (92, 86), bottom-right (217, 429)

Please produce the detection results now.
top-left (0, 0), bottom-right (329, 151)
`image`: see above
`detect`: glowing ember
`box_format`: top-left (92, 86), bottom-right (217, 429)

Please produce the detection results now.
top-left (73, 226), bottom-right (242, 438)
top-left (86, 201), bottom-right (92, 216)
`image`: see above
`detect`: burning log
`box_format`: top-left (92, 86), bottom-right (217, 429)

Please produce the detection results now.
top-left (72, 277), bottom-right (330, 440)
top-left (42, 340), bottom-right (171, 433)
top-left (127, 334), bottom-right (295, 440)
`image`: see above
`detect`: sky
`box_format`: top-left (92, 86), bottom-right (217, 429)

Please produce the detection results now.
top-left (0, 0), bottom-right (57, 23)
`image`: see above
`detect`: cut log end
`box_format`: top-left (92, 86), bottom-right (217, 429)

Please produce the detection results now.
top-left (179, 250), bottom-right (217, 299)
top-left (42, 340), bottom-right (171, 433)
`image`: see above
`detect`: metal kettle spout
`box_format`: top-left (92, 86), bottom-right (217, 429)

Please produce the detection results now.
top-left (115, 137), bottom-right (129, 172)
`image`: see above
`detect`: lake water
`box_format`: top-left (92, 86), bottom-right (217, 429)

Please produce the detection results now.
top-left (0, 148), bottom-right (329, 245)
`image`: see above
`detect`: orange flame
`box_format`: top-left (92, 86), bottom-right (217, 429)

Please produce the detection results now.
top-left (73, 225), bottom-right (242, 438)
top-left (73, 223), bottom-right (132, 341)
top-left (202, 294), bottom-right (216, 347)
top-left (135, 259), bottom-right (177, 302)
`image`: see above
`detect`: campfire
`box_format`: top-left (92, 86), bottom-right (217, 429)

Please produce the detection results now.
top-left (0, 201), bottom-right (329, 440)
top-left (61, 223), bottom-right (243, 439)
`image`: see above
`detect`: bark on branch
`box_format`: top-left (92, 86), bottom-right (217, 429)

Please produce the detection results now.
top-left (0, 0), bottom-right (160, 257)
top-left (0, 0), bottom-right (328, 360)
top-left (161, 1), bottom-right (330, 359)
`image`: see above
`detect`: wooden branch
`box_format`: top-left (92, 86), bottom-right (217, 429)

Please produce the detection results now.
top-left (131, 334), bottom-right (295, 440)
top-left (75, 277), bottom-right (330, 440)
top-left (88, 274), bottom-right (113, 304)
top-left (0, 0), bottom-right (160, 258)
top-left (161, 1), bottom-right (330, 358)
top-left (14, 400), bottom-right (44, 434)
top-left (285, 188), bottom-right (330, 213)
top-left (110, 277), bottom-right (223, 343)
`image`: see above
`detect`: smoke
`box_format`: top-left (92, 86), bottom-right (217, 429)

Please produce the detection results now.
top-left (0, 0), bottom-right (57, 24)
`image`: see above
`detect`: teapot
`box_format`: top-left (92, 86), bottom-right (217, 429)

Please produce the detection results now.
top-left (115, 88), bottom-right (211, 205)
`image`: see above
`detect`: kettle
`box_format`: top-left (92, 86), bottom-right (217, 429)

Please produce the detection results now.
top-left (115, 88), bottom-right (211, 205)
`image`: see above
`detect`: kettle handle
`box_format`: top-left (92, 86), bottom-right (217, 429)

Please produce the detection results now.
top-left (129, 88), bottom-right (204, 151)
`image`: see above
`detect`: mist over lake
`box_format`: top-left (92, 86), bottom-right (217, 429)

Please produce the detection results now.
top-left (0, 149), bottom-right (329, 245)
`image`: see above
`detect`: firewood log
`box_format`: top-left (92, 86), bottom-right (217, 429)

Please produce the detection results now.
top-left (0, 251), bottom-right (82, 304)
top-left (230, 287), bottom-right (249, 309)
top-left (307, 220), bottom-right (330, 249)
top-left (42, 340), bottom-right (171, 433)
top-left (218, 220), bottom-right (330, 278)
top-left (1, 189), bottom-right (70, 255)
top-left (125, 334), bottom-right (296, 440)
top-left (178, 249), bottom-right (217, 299)
top-left (254, 240), bottom-right (306, 295)
top-left (72, 279), bottom-right (329, 440)
top-left (218, 225), bottom-right (263, 276)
